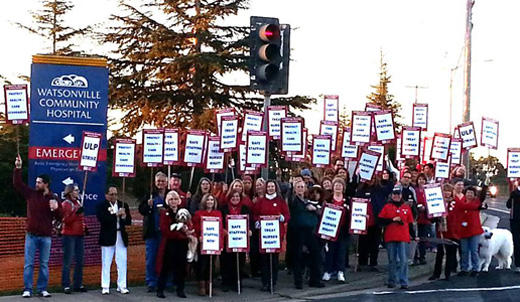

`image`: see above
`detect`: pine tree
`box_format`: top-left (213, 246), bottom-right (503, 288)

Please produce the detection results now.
top-left (366, 50), bottom-right (402, 127)
top-left (15, 0), bottom-right (89, 55)
top-left (103, 0), bottom-right (315, 136)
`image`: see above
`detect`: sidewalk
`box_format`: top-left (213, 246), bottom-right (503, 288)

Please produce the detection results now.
top-left (0, 249), bottom-right (435, 301)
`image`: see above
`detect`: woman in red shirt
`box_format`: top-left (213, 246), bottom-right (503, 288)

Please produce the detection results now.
top-left (414, 173), bottom-right (430, 265)
top-left (379, 187), bottom-right (414, 289)
top-left (193, 194), bottom-right (223, 296)
top-left (249, 177), bottom-right (266, 278)
top-left (226, 179), bottom-right (253, 208)
top-left (61, 183), bottom-right (86, 293)
top-left (252, 180), bottom-right (290, 292)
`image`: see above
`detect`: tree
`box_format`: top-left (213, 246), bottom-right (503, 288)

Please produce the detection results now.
top-left (366, 50), bottom-right (402, 127)
top-left (15, 0), bottom-right (89, 56)
top-left (470, 154), bottom-right (507, 187)
top-left (103, 0), bottom-right (315, 136)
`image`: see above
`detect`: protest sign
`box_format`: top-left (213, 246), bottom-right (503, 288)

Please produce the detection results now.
top-left (396, 135), bottom-right (404, 162)
top-left (226, 215), bottom-right (249, 253)
top-left (341, 127), bottom-right (358, 160)
top-left (457, 121), bottom-right (478, 150)
top-left (323, 95), bottom-right (339, 122)
top-left (312, 135), bottom-right (332, 167)
top-left (373, 110), bottom-right (396, 144)
top-left (267, 105), bottom-right (287, 139)
top-left (163, 128), bottom-right (179, 165)
top-left (401, 126), bottom-right (421, 159)
top-left (412, 103), bottom-right (428, 130)
top-left (3, 84), bottom-right (29, 124)
top-left (422, 136), bottom-right (433, 164)
top-left (239, 144), bottom-right (257, 174)
top-left (320, 121), bottom-right (339, 151)
top-left (435, 160), bottom-right (451, 180)
top-left (241, 110), bottom-right (264, 142)
top-left (430, 133), bottom-right (451, 162)
top-left (449, 138), bottom-right (463, 165)
top-left (350, 198), bottom-right (369, 235)
top-left (507, 148), bottom-right (520, 180)
top-left (424, 184), bottom-right (447, 218)
top-left (112, 138), bottom-right (136, 177)
top-left (351, 111), bottom-right (372, 145)
top-left (317, 203), bottom-right (344, 241)
top-left (246, 131), bottom-right (268, 168)
top-left (183, 129), bottom-right (206, 167)
top-left (259, 216), bottom-right (281, 253)
top-left (481, 117), bottom-right (499, 150)
top-left (219, 115), bottom-right (239, 152)
top-left (79, 131), bottom-right (102, 171)
top-left (281, 117), bottom-right (303, 155)
top-left (356, 149), bottom-right (381, 182)
top-left (201, 216), bottom-right (222, 255)
top-left (205, 136), bottom-right (225, 173)
top-left (289, 128), bottom-right (308, 162)
top-left (215, 108), bottom-right (236, 136)
top-left (367, 144), bottom-right (385, 172)
top-left (142, 129), bottom-right (164, 167)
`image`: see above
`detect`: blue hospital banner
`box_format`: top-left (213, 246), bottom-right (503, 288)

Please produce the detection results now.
top-left (28, 55), bottom-right (108, 215)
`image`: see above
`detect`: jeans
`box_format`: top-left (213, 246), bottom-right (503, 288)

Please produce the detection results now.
top-left (145, 236), bottom-right (161, 287)
top-left (24, 233), bottom-right (51, 293)
top-left (415, 224), bottom-right (430, 262)
top-left (61, 235), bottom-right (85, 289)
top-left (324, 228), bottom-right (350, 274)
top-left (460, 235), bottom-right (480, 272)
top-left (386, 241), bottom-right (409, 286)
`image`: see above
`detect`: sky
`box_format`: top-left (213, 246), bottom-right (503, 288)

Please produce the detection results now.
top-left (1, 0), bottom-right (519, 164)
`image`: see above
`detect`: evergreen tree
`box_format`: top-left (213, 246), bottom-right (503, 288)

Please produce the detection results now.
top-left (15, 0), bottom-right (89, 55)
top-left (366, 50), bottom-right (402, 127)
top-left (103, 0), bottom-right (314, 136)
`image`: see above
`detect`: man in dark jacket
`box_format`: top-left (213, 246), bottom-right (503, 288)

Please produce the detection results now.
top-left (507, 183), bottom-right (520, 273)
top-left (97, 185), bottom-right (132, 295)
top-left (13, 157), bottom-right (61, 298)
top-left (138, 172), bottom-right (168, 292)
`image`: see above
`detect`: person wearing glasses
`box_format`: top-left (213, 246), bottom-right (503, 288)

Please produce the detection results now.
top-left (395, 171), bottom-right (419, 266)
top-left (96, 186), bottom-right (132, 295)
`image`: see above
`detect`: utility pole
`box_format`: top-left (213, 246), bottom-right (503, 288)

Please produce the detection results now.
top-left (405, 85), bottom-right (428, 104)
top-left (462, 0), bottom-right (474, 172)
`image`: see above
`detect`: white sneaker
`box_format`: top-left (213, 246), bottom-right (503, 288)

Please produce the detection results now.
top-left (337, 271), bottom-right (346, 282)
top-left (322, 272), bottom-right (331, 281)
top-left (117, 288), bottom-right (129, 294)
top-left (22, 290), bottom-right (31, 298)
top-left (39, 291), bottom-right (51, 298)
top-left (102, 288), bottom-right (110, 295)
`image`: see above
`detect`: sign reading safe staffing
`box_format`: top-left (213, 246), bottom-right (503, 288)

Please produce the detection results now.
top-left (424, 183), bottom-right (447, 218)
top-left (226, 214), bottom-right (250, 253)
top-left (29, 55), bottom-right (109, 214)
top-left (356, 149), bottom-right (380, 182)
top-left (259, 216), bottom-right (281, 253)
top-left (323, 95), bottom-right (339, 122)
top-left (350, 198), bottom-right (369, 235)
top-left (201, 216), bottom-right (222, 255)
top-left (481, 117), bottom-right (499, 150)
top-left (112, 138), bottom-right (136, 177)
top-left (183, 130), bottom-right (206, 167)
top-left (3, 84), bottom-right (29, 124)
top-left (317, 203), bottom-right (344, 242)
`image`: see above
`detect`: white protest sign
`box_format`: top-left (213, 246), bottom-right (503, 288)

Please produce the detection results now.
top-left (289, 128), bottom-right (308, 162)
top-left (401, 127), bottom-right (421, 159)
top-left (396, 135), bottom-right (404, 161)
top-left (260, 217), bottom-right (281, 253)
top-left (281, 117), bottom-right (303, 155)
top-left (481, 117), bottom-right (499, 150)
top-left (357, 150), bottom-right (380, 181)
top-left (215, 108), bottom-right (235, 136)
top-left (323, 95), bottom-right (339, 122)
top-left (435, 160), bottom-right (451, 180)
top-left (163, 128), bottom-right (179, 165)
top-left (317, 204), bottom-right (344, 241)
top-left (457, 122), bottom-right (478, 150)
top-left (267, 105), bottom-right (287, 139)
top-left (246, 131), bottom-right (268, 168)
top-left (430, 133), bottom-right (451, 162)
top-left (142, 129), bottom-right (164, 167)
top-left (351, 111), bottom-right (372, 145)
top-left (422, 137), bottom-right (433, 164)
top-left (424, 184), bottom-right (447, 218)
top-left (320, 121), bottom-right (339, 151)
top-left (226, 215), bottom-right (249, 252)
top-left (183, 130), bottom-right (206, 167)
top-left (3, 84), bottom-right (29, 124)
top-left (205, 137), bottom-right (225, 173)
top-left (241, 110), bottom-right (263, 142)
top-left (367, 144), bottom-right (385, 172)
top-left (239, 144), bottom-right (257, 173)
top-left (449, 138), bottom-right (462, 165)
top-left (113, 138), bottom-right (136, 177)
top-left (220, 115), bottom-right (239, 152)
top-left (374, 110), bottom-right (396, 143)
top-left (412, 103), bottom-right (428, 130)
top-left (79, 131), bottom-right (102, 171)
top-left (341, 127), bottom-right (359, 159)
top-left (507, 148), bottom-right (520, 179)
top-left (201, 217), bottom-right (221, 255)
top-left (350, 198), bottom-right (368, 235)
top-left (312, 135), bottom-right (332, 167)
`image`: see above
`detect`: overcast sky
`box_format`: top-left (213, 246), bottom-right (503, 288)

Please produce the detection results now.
top-left (1, 0), bottom-right (519, 163)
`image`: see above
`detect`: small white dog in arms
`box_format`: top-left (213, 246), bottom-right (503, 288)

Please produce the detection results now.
top-left (478, 226), bottom-right (514, 272)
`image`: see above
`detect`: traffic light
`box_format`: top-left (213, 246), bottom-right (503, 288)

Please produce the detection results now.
top-left (250, 16), bottom-right (290, 95)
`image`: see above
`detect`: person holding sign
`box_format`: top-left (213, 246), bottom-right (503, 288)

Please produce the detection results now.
top-left (13, 157), bottom-right (62, 298)
top-left (220, 191), bottom-right (253, 292)
top-left (156, 191), bottom-right (193, 298)
top-left (96, 186), bottom-right (132, 295)
top-left (457, 177), bottom-right (489, 277)
top-left (193, 193), bottom-right (223, 296)
top-left (138, 172), bottom-right (169, 293)
top-left (60, 183), bottom-right (87, 294)
top-left (252, 180), bottom-right (290, 292)
top-left (414, 173), bottom-right (430, 266)
top-left (378, 187), bottom-right (414, 289)
top-left (188, 177), bottom-right (212, 216)
top-left (225, 179), bottom-right (253, 209)
top-left (322, 177), bottom-right (350, 283)
top-left (289, 181), bottom-right (324, 289)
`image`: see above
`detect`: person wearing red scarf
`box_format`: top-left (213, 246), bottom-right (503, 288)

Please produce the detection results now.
top-left (252, 180), bottom-right (290, 292)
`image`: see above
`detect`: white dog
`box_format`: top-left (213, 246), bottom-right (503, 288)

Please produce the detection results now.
top-left (478, 227), bottom-right (513, 272)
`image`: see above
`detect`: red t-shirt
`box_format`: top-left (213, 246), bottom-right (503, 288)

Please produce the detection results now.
top-left (379, 202), bottom-right (414, 243)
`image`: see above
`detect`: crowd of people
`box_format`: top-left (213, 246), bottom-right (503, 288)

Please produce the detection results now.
top-left (13, 154), bottom-right (507, 298)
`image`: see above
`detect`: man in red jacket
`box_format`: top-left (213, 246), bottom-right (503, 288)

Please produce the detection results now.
top-left (13, 157), bottom-right (62, 298)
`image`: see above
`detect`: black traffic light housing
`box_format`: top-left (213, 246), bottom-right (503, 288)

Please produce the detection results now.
top-left (250, 16), bottom-right (290, 95)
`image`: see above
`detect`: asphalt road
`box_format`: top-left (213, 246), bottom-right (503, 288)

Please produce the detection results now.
top-left (317, 196), bottom-right (520, 302)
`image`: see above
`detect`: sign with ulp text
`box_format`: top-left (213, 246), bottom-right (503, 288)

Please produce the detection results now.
top-left (457, 121), bottom-right (478, 150)
top-left (79, 131), bottom-right (102, 171)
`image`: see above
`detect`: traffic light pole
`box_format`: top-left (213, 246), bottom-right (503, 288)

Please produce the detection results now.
top-left (261, 92), bottom-right (271, 180)
top-left (462, 0), bottom-right (474, 174)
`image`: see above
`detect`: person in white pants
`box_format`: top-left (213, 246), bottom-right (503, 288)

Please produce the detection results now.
top-left (96, 186), bottom-right (132, 295)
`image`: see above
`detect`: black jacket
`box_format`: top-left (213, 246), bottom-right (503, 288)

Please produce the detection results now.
top-left (97, 200), bottom-right (132, 247)
top-left (138, 190), bottom-right (168, 239)
top-left (507, 189), bottom-right (520, 220)
top-left (220, 204), bottom-right (253, 231)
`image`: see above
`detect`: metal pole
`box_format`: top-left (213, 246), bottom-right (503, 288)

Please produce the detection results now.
top-left (462, 0), bottom-right (474, 172)
top-left (149, 168), bottom-right (154, 199)
top-left (209, 255), bottom-right (213, 297)
top-left (269, 253), bottom-right (273, 294)
top-left (262, 93), bottom-right (271, 180)
top-left (80, 171), bottom-right (88, 207)
top-left (167, 165), bottom-right (171, 190)
top-left (237, 253), bottom-right (241, 295)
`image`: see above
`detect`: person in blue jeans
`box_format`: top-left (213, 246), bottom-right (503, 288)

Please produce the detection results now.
top-left (13, 156), bottom-right (62, 298)
top-left (139, 172), bottom-right (169, 292)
